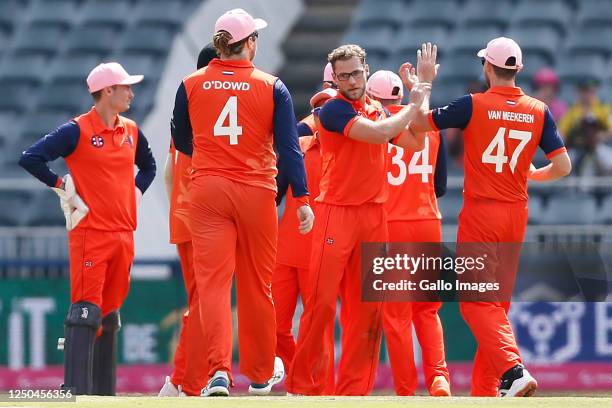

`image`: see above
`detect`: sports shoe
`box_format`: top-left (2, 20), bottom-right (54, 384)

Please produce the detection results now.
top-left (158, 376), bottom-right (180, 397)
top-left (429, 375), bottom-right (451, 396)
top-left (201, 371), bottom-right (230, 397)
top-left (248, 357), bottom-right (285, 396)
top-left (498, 364), bottom-right (537, 397)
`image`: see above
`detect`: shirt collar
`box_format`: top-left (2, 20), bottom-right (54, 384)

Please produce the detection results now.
top-left (486, 86), bottom-right (525, 97)
top-left (210, 58), bottom-right (254, 69)
top-left (336, 92), bottom-right (378, 114)
top-left (87, 106), bottom-right (125, 134)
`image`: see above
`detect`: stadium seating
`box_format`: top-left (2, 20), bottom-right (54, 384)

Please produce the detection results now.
top-left (80, 0), bottom-right (131, 30)
top-left (576, 0), bottom-right (612, 28)
top-left (352, 0), bottom-right (405, 30)
top-left (511, 0), bottom-right (572, 35)
top-left (460, 0), bottom-right (512, 30)
top-left (28, 0), bottom-right (79, 30)
top-left (540, 193), bottom-right (599, 225)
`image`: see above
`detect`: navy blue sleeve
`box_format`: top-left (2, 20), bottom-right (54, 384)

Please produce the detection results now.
top-left (171, 81), bottom-right (193, 156)
top-left (297, 121), bottom-right (313, 137)
top-left (135, 130), bottom-right (156, 193)
top-left (318, 98), bottom-right (358, 134)
top-left (431, 95), bottom-right (473, 130)
top-left (273, 79), bottom-right (308, 198)
top-left (275, 156), bottom-right (290, 205)
top-left (539, 107), bottom-right (565, 156)
top-left (18, 121), bottom-right (80, 187)
top-left (434, 133), bottom-right (447, 198)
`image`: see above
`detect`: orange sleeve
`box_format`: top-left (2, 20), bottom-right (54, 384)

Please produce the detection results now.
top-left (545, 146), bottom-right (567, 159)
top-left (342, 116), bottom-right (361, 138)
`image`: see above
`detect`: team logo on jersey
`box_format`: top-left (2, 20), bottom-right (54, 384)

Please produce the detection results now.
top-left (81, 307), bottom-right (89, 319)
top-left (506, 100), bottom-right (517, 106)
top-left (326, 237), bottom-right (334, 245)
top-left (91, 135), bottom-right (104, 148)
top-left (222, 71), bottom-right (234, 76)
top-left (84, 260), bottom-right (93, 268)
top-left (125, 134), bottom-right (134, 148)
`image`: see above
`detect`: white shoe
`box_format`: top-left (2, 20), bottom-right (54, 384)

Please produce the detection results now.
top-left (201, 371), bottom-right (230, 397)
top-left (498, 365), bottom-right (538, 397)
top-left (158, 376), bottom-right (180, 397)
top-left (248, 357), bottom-right (285, 396)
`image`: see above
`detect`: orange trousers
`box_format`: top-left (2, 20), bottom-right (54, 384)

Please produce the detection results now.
top-left (68, 228), bottom-right (133, 317)
top-left (272, 263), bottom-right (336, 394)
top-left (286, 202), bottom-right (386, 396)
top-left (383, 219), bottom-right (449, 396)
top-left (190, 175), bottom-right (277, 384)
top-left (457, 197), bottom-right (527, 396)
top-left (170, 241), bottom-right (208, 396)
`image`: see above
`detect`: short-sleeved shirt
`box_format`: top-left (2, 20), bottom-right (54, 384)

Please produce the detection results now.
top-left (385, 104), bottom-right (442, 221)
top-left (428, 86), bottom-right (566, 202)
top-left (169, 139), bottom-right (192, 244)
top-left (277, 136), bottom-right (321, 268)
top-left (317, 93), bottom-right (389, 205)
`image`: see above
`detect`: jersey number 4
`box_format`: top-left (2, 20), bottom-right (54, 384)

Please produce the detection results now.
top-left (388, 137), bottom-right (432, 186)
top-left (482, 127), bottom-right (531, 173)
top-left (214, 96), bottom-right (242, 145)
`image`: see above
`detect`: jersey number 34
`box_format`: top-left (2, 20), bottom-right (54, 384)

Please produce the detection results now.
top-left (482, 127), bottom-right (532, 173)
top-left (388, 137), bottom-right (432, 186)
top-left (214, 96), bottom-right (243, 145)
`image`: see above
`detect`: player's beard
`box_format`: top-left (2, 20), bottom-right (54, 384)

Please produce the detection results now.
top-left (341, 85), bottom-right (365, 101)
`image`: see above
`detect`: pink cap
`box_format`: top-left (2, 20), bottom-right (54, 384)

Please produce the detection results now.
top-left (533, 67), bottom-right (559, 85)
top-left (215, 8), bottom-right (268, 44)
top-left (86, 62), bottom-right (144, 93)
top-left (310, 88), bottom-right (337, 108)
top-left (323, 62), bottom-right (333, 82)
top-left (366, 70), bottom-right (403, 100)
top-left (477, 37), bottom-right (523, 69)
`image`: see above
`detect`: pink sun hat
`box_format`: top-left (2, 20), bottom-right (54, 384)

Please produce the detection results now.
top-left (86, 62), bottom-right (144, 93)
top-left (215, 8), bottom-right (268, 44)
top-left (366, 70), bottom-right (403, 100)
top-left (323, 62), bottom-right (333, 82)
top-left (477, 37), bottom-right (523, 70)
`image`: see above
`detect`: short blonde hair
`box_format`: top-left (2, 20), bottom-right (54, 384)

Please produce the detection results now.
top-left (328, 44), bottom-right (367, 69)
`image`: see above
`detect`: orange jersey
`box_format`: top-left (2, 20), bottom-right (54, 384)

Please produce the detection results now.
top-left (183, 59), bottom-right (277, 192)
top-left (277, 136), bottom-right (321, 268)
top-left (428, 87), bottom-right (566, 202)
top-left (385, 104), bottom-right (442, 221)
top-left (169, 140), bottom-right (192, 244)
top-left (316, 94), bottom-right (388, 206)
top-left (66, 108), bottom-right (140, 231)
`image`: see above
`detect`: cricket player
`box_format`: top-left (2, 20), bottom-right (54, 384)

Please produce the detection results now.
top-left (171, 8), bottom-right (314, 397)
top-left (274, 88), bottom-right (337, 394)
top-left (158, 43), bottom-right (218, 398)
top-left (366, 67), bottom-right (450, 396)
top-left (19, 62), bottom-right (156, 395)
top-left (286, 44), bottom-right (435, 396)
top-left (410, 37), bottom-right (572, 397)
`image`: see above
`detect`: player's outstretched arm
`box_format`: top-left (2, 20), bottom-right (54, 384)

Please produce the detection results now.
top-left (528, 152), bottom-right (572, 182)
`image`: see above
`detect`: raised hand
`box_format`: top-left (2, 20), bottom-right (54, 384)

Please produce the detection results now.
top-left (417, 42), bottom-right (439, 84)
top-left (409, 82), bottom-right (432, 107)
top-left (399, 62), bottom-right (418, 91)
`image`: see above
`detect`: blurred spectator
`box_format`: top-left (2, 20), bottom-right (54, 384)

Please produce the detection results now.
top-left (532, 68), bottom-right (567, 120)
top-left (567, 116), bottom-right (612, 176)
top-left (558, 79), bottom-right (612, 140)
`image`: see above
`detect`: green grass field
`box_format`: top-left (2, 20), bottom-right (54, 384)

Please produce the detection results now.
top-left (2, 395), bottom-right (612, 408)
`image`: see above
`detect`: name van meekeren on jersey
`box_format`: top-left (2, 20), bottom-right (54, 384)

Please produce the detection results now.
top-left (487, 110), bottom-right (535, 124)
